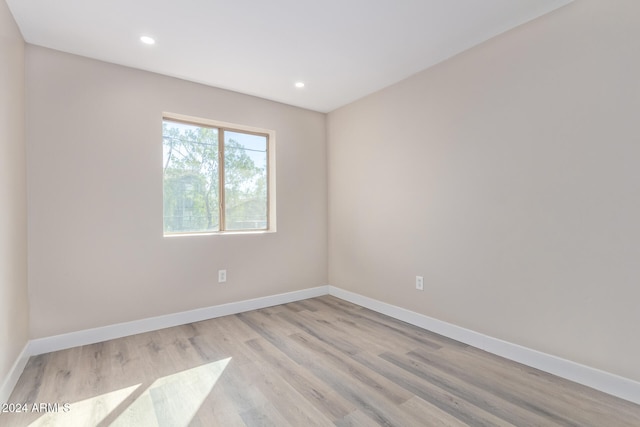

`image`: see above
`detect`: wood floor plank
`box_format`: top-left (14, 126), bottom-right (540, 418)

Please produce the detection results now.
top-left (237, 361), bottom-right (333, 427)
top-left (288, 332), bottom-right (414, 406)
top-left (412, 345), bottom-right (640, 427)
top-left (237, 401), bottom-right (292, 427)
top-left (405, 347), bottom-right (584, 426)
top-left (379, 351), bottom-right (567, 426)
top-left (282, 333), bottom-right (453, 427)
top-left (3, 296), bottom-right (639, 427)
top-left (6, 353), bottom-right (48, 405)
top-left (334, 409), bottom-right (382, 427)
top-left (314, 295), bottom-right (453, 350)
top-left (240, 316), bottom-right (409, 427)
top-left (350, 350), bottom-right (517, 427)
top-left (283, 308), bottom-right (420, 356)
top-left (276, 310), bottom-right (363, 357)
top-left (462, 344), bottom-right (640, 421)
top-left (400, 396), bottom-right (470, 427)
top-left (244, 337), bottom-right (356, 421)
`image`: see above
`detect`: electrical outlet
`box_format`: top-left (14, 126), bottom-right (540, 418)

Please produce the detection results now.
top-left (416, 276), bottom-right (424, 291)
top-left (218, 269), bottom-right (227, 283)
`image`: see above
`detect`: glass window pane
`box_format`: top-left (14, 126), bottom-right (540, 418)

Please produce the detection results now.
top-left (163, 120), bottom-right (220, 233)
top-left (224, 131), bottom-right (268, 230)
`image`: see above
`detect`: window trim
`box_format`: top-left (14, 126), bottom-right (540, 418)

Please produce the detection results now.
top-left (162, 112), bottom-right (276, 236)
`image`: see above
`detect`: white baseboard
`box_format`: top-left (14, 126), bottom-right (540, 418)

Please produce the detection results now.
top-left (328, 286), bottom-right (640, 405)
top-left (4, 284), bottom-right (639, 406)
top-left (0, 342), bottom-right (30, 404)
top-left (28, 286), bottom-right (329, 356)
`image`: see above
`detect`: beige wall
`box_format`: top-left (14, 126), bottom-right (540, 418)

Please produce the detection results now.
top-left (328, 0), bottom-right (640, 382)
top-left (0, 0), bottom-right (29, 385)
top-left (26, 46), bottom-right (327, 338)
top-left (13, 0), bottom-right (640, 390)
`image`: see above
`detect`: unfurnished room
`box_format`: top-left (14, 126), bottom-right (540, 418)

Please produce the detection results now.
top-left (1, 0), bottom-right (640, 426)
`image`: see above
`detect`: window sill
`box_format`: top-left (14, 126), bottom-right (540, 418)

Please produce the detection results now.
top-left (163, 229), bottom-right (275, 238)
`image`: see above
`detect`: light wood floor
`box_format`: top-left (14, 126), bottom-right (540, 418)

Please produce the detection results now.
top-left (2, 296), bottom-right (639, 426)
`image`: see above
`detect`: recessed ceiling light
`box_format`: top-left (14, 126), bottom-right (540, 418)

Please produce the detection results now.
top-left (140, 36), bottom-right (155, 45)
top-left (294, 82), bottom-right (305, 88)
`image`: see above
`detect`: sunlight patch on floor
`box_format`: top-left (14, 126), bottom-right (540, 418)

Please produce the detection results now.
top-left (27, 357), bottom-right (231, 427)
top-left (111, 357), bottom-right (231, 426)
top-left (28, 384), bottom-right (141, 427)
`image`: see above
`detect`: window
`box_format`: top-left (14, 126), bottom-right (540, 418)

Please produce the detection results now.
top-left (162, 114), bottom-right (273, 235)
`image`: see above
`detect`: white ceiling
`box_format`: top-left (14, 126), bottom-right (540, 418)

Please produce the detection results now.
top-left (7, 0), bottom-right (572, 113)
